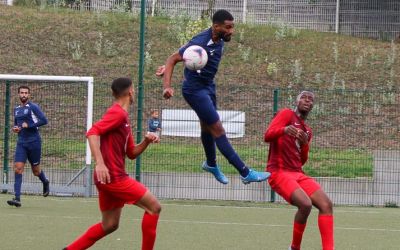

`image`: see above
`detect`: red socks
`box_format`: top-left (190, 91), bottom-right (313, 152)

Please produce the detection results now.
top-left (141, 212), bottom-right (159, 250)
top-left (66, 223), bottom-right (106, 250)
top-left (291, 221), bottom-right (306, 250)
top-left (318, 214), bottom-right (334, 250)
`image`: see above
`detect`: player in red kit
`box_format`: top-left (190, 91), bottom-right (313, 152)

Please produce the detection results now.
top-left (63, 78), bottom-right (161, 250)
top-left (264, 91), bottom-right (334, 250)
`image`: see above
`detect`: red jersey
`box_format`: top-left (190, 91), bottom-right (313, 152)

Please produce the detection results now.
top-left (264, 108), bottom-right (312, 172)
top-left (86, 103), bottom-right (135, 183)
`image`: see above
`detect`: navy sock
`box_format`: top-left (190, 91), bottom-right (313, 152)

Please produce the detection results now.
top-left (201, 131), bottom-right (217, 167)
top-left (214, 134), bottom-right (249, 177)
top-left (14, 173), bottom-right (22, 200)
top-left (38, 170), bottom-right (48, 183)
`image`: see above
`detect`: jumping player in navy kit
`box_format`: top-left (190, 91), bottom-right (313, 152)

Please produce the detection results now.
top-left (156, 10), bottom-right (270, 184)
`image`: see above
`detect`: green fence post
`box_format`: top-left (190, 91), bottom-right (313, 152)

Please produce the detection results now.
top-left (2, 81), bottom-right (11, 193)
top-left (270, 88), bottom-right (280, 202)
top-left (135, 0), bottom-right (146, 182)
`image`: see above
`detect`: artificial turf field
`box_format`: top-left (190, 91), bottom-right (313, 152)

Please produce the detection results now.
top-left (1, 195), bottom-right (399, 250)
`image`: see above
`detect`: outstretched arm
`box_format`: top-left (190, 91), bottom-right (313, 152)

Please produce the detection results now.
top-left (157, 52), bottom-right (183, 99)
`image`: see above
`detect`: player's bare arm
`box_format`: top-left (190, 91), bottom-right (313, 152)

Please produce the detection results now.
top-left (161, 52), bottom-right (183, 99)
top-left (87, 135), bottom-right (110, 184)
top-left (129, 132), bottom-right (160, 159)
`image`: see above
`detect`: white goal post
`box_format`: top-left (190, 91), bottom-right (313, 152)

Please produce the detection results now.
top-left (0, 74), bottom-right (94, 197)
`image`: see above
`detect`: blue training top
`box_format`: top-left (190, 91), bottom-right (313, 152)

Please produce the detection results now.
top-left (148, 118), bottom-right (161, 132)
top-left (14, 101), bottom-right (48, 143)
top-left (179, 28), bottom-right (224, 89)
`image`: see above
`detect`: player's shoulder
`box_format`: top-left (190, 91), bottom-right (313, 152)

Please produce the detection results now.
top-left (105, 103), bottom-right (128, 118)
top-left (278, 108), bottom-right (294, 116)
top-left (27, 102), bottom-right (40, 109)
top-left (191, 28), bottom-right (212, 46)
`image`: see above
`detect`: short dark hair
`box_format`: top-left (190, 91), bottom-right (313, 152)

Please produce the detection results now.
top-left (111, 77), bottom-right (132, 97)
top-left (212, 9), bottom-right (234, 24)
top-left (18, 86), bottom-right (30, 93)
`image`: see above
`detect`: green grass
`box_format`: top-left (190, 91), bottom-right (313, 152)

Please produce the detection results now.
top-left (1, 195), bottom-right (400, 250)
top-left (133, 143), bottom-right (374, 178)
top-left (0, 138), bottom-right (374, 177)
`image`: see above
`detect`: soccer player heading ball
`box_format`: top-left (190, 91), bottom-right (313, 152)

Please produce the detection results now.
top-left (156, 9), bottom-right (270, 184)
top-left (64, 78), bottom-right (161, 250)
top-left (264, 91), bottom-right (334, 250)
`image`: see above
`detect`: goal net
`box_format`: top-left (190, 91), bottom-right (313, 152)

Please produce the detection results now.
top-left (0, 74), bottom-right (94, 197)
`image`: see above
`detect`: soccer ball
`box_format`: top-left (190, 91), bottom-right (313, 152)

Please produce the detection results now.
top-left (182, 45), bottom-right (208, 71)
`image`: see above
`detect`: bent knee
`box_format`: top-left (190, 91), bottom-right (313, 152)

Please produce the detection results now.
top-left (103, 223), bottom-right (119, 234)
top-left (297, 200), bottom-right (313, 214)
top-left (319, 199), bottom-right (333, 214)
top-left (148, 203), bottom-right (162, 215)
top-left (14, 167), bottom-right (24, 174)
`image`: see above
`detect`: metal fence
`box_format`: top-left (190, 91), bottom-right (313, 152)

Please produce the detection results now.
top-left (2, 0), bottom-right (399, 39)
top-left (2, 79), bottom-right (398, 206)
top-left (139, 84), bottom-right (400, 206)
top-left (113, 0), bottom-right (399, 40)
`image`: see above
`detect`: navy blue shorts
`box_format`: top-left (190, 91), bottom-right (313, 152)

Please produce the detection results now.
top-left (14, 140), bottom-right (41, 167)
top-left (182, 87), bottom-right (220, 125)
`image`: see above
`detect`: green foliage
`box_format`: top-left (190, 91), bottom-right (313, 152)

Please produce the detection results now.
top-left (384, 201), bottom-right (399, 208)
top-left (274, 22), bottom-right (300, 41)
top-left (67, 41), bottom-right (83, 60)
top-left (168, 14), bottom-right (211, 45)
top-left (13, 0), bottom-right (40, 7)
top-left (267, 62), bottom-right (278, 78)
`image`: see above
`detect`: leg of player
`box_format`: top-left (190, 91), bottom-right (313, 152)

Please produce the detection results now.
top-left (207, 121), bottom-right (270, 184)
top-left (135, 191), bottom-right (161, 250)
top-left (289, 188), bottom-right (313, 250)
top-left (32, 164), bottom-right (50, 197)
top-left (200, 121), bottom-right (229, 184)
top-left (310, 189), bottom-right (334, 250)
top-left (63, 208), bottom-right (121, 250)
top-left (7, 162), bottom-right (24, 207)
top-left (28, 140), bottom-right (50, 197)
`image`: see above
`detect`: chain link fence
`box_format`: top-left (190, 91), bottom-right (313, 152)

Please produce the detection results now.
top-left (2, 1), bottom-right (399, 40)
top-left (1, 79), bottom-right (399, 205)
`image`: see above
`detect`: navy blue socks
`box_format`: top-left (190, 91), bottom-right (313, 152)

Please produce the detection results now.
top-left (14, 173), bottom-right (22, 200)
top-left (201, 131), bottom-right (217, 167)
top-left (38, 170), bottom-right (48, 183)
top-left (214, 134), bottom-right (249, 177)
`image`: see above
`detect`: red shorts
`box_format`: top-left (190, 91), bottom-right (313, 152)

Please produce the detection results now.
top-left (96, 177), bottom-right (148, 211)
top-left (268, 171), bottom-right (321, 204)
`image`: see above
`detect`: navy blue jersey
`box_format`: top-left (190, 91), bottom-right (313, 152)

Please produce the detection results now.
top-left (14, 102), bottom-right (48, 143)
top-left (179, 28), bottom-right (224, 89)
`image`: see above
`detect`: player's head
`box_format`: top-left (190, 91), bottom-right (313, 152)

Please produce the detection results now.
top-left (111, 77), bottom-right (134, 104)
top-left (295, 91), bottom-right (314, 116)
top-left (18, 86), bottom-right (30, 104)
top-left (212, 9), bottom-right (234, 42)
top-left (150, 109), bottom-right (159, 118)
